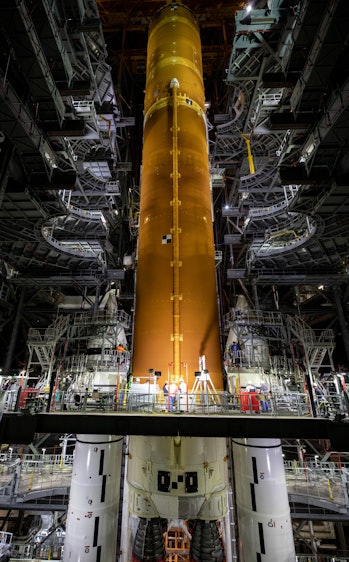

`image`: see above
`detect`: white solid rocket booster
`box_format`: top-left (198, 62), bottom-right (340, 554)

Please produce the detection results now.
top-left (233, 437), bottom-right (296, 562)
top-left (63, 434), bottom-right (123, 562)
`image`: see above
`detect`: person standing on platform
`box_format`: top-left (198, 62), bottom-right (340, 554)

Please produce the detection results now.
top-left (230, 341), bottom-right (241, 365)
top-left (162, 381), bottom-right (169, 396)
top-left (258, 380), bottom-right (269, 412)
top-left (178, 378), bottom-right (187, 411)
top-left (246, 381), bottom-right (256, 392)
top-left (169, 381), bottom-right (178, 412)
top-left (162, 381), bottom-right (169, 409)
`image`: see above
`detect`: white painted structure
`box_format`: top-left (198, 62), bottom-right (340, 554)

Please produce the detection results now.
top-left (233, 437), bottom-right (296, 561)
top-left (63, 434), bottom-right (123, 562)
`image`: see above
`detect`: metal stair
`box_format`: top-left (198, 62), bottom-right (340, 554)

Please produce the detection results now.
top-left (286, 315), bottom-right (335, 375)
top-left (27, 315), bottom-right (71, 371)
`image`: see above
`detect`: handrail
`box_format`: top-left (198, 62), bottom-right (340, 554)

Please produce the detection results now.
top-left (2, 385), bottom-right (349, 419)
top-left (1, 457), bottom-right (349, 525)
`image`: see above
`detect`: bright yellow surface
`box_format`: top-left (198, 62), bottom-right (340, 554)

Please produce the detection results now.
top-left (132, 4), bottom-right (223, 389)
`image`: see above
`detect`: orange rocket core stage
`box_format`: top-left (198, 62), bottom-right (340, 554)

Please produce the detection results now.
top-left (132, 3), bottom-right (223, 389)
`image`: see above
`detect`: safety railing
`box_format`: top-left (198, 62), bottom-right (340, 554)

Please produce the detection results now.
top-left (296, 553), bottom-right (349, 562)
top-left (72, 309), bottom-right (131, 328)
top-left (224, 347), bottom-right (274, 368)
top-left (0, 388), bottom-right (19, 412)
top-left (1, 456), bottom-right (349, 522)
top-left (0, 453), bottom-right (73, 504)
top-left (11, 541), bottom-right (65, 561)
top-left (224, 307), bottom-right (284, 327)
top-left (52, 390), bottom-right (316, 417)
top-left (0, 531), bottom-right (12, 558)
top-left (285, 461), bottom-right (349, 516)
top-left (2, 386), bottom-right (349, 418)
top-left (2, 385), bottom-right (349, 419)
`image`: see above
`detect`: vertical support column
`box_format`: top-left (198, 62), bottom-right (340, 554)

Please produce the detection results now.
top-left (63, 434), bottom-right (123, 562)
top-left (305, 371), bottom-right (317, 417)
top-left (335, 521), bottom-right (348, 552)
top-left (333, 286), bottom-right (349, 367)
top-left (93, 284), bottom-right (101, 316)
top-left (232, 438), bottom-right (295, 562)
top-left (3, 287), bottom-right (25, 377)
top-left (252, 278), bottom-right (259, 311)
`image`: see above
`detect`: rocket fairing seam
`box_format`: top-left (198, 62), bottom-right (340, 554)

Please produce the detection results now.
top-left (147, 55), bottom-right (202, 78)
top-left (76, 437), bottom-right (124, 444)
top-left (231, 439), bottom-right (282, 449)
top-left (143, 94), bottom-right (205, 126)
top-left (148, 12), bottom-right (201, 43)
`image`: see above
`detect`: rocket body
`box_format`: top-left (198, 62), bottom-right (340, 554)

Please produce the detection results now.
top-left (127, 435), bottom-right (228, 521)
top-left (63, 434), bottom-right (123, 562)
top-left (233, 438), bottom-right (296, 562)
top-left (127, 8), bottom-right (227, 558)
top-left (132, 3), bottom-right (222, 388)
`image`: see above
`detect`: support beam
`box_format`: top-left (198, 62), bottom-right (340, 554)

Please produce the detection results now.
top-left (1, 413), bottom-right (349, 450)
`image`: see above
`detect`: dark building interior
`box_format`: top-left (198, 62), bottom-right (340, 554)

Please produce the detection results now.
top-left (1, 0), bottom-right (349, 560)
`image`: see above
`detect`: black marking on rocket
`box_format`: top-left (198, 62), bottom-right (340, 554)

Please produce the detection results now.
top-left (99, 449), bottom-right (105, 475)
top-left (257, 553), bottom-right (262, 562)
top-left (258, 522), bottom-right (265, 554)
top-left (96, 545), bottom-right (102, 562)
top-left (101, 474), bottom-right (107, 502)
top-left (162, 234), bottom-right (172, 244)
top-left (93, 517), bottom-right (99, 547)
top-left (250, 483), bottom-right (256, 511)
top-left (252, 456), bottom-right (258, 483)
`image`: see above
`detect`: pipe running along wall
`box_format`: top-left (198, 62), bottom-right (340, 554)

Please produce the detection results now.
top-left (132, 2), bottom-right (223, 388)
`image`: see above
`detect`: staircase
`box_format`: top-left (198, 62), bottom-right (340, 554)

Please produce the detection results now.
top-left (286, 315), bottom-right (335, 376)
top-left (27, 315), bottom-right (70, 371)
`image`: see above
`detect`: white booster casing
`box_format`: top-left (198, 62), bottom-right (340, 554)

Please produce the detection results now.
top-left (127, 435), bottom-right (228, 520)
top-left (63, 434), bottom-right (123, 562)
top-left (233, 437), bottom-right (296, 562)
top-left (228, 294), bottom-right (270, 369)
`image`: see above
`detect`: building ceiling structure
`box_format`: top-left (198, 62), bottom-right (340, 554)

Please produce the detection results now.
top-left (0, 0), bottom-right (349, 370)
top-left (1, 2), bottom-right (349, 558)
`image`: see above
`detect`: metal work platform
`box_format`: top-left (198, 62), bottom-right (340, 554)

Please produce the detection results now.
top-left (1, 412), bottom-right (348, 451)
top-left (1, 453), bottom-right (348, 520)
